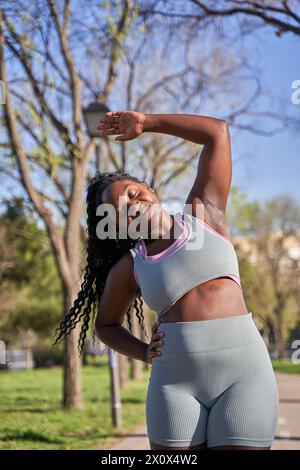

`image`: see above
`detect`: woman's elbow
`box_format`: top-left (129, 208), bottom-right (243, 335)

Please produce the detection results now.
top-left (95, 321), bottom-right (117, 341)
top-left (215, 119), bottom-right (229, 141)
top-left (219, 119), bottom-right (229, 133)
top-left (95, 320), bottom-right (108, 341)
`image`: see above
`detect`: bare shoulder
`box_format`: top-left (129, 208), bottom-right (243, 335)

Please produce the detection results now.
top-left (111, 251), bottom-right (140, 294)
top-left (95, 251), bottom-right (140, 328)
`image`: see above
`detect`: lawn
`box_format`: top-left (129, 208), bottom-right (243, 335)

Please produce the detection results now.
top-left (0, 355), bottom-right (150, 450)
top-left (272, 359), bottom-right (300, 375)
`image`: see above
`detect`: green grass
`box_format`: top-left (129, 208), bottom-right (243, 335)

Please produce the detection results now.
top-left (272, 359), bottom-right (300, 375)
top-left (0, 356), bottom-right (150, 450)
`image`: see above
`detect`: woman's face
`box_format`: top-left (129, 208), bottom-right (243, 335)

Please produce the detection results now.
top-left (101, 179), bottom-right (162, 235)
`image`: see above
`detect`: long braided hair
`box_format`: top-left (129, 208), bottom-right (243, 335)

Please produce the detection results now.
top-left (52, 170), bottom-right (156, 356)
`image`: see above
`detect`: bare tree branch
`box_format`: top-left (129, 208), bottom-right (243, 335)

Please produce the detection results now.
top-left (140, 1), bottom-right (300, 37)
top-left (0, 12), bottom-right (71, 287)
top-left (47, 0), bottom-right (83, 151)
top-left (3, 12), bottom-right (73, 149)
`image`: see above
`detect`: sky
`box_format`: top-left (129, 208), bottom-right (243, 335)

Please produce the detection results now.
top-left (1, 8), bottom-right (299, 221)
top-left (230, 29), bottom-right (300, 204)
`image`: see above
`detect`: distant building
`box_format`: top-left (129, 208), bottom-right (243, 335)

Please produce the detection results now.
top-left (234, 232), bottom-right (300, 267)
top-left (0, 343), bottom-right (35, 370)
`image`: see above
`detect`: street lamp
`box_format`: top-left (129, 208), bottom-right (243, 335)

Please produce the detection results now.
top-left (83, 100), bottom-right (122, 429)
top-left (83, 101), bottom-right (110, 172)
top-left (83, 101), bottom-right (110, 138)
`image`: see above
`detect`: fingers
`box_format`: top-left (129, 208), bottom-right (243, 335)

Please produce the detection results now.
top-left (97, 114), bottom-right (129, 140)
top-left (151, 338), bottom-right (164, 349)
top-left (102, 111), bottom-right (122, 120)
top-left (98, 111), bottom-right (122, 123)
top-left (149, 332), bottom-right (164, 351)
top-left (98, 122), bottom-right (119, 131)
top-left (97, 121), bottom-right (119, 131)
top-left (97, 113), bottom-right (120, 131)
top-left (150, 350), bottom-right (161, 360)
top-left (148, 330), bottom-right (165, 362)
top-left (152, 331), bottom-right (164, 340)
top-left (148, 344), bottom-right (161, 359)
top-left (106, 111), bottom-right (123, 116)
top-left (151, 319), bottom-right (161, 334)
top-left (98, 114), bottom-right (119, 124)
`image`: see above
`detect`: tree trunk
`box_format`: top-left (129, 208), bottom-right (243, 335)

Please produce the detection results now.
top-left (118, 353), bottom-right (129, 389)
top-left (274, 298), bottom-right (286, 360)
top-left (62, 286), bottom-right (84, 410)
top-left (275, 328), bottom-right (286, 360)
top-left (130, 313), bottom-right (143, 380)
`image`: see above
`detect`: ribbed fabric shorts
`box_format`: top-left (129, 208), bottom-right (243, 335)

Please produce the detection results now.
top-left (146, 312), bottom-right (279, 448)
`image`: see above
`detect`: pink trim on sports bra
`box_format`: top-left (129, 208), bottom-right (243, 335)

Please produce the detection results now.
top-left (188, 213), bottom-right (234, 246)
top-left (226, 274), bottom-right (241, 287)
top-left (137, 212), bottom-right (188, 261)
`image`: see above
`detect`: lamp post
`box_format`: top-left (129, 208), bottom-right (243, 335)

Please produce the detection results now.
top-left (83, 100), bottom-right (122, 429)
top-left (83, 101), bottom-right (110, 173)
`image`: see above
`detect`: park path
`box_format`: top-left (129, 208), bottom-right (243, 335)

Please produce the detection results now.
top-left (272, 372), bottom-right (300, 449)
top-left (106, 372), bottom-right (300, 450)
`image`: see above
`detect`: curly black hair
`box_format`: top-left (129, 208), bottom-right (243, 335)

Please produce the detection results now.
top-left (52, 170), bottom-right (157, 356)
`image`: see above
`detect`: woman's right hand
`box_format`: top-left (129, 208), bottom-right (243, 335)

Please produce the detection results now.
top-left (97, 110), bottom-right (146, 142)
top-left (145, 319), bottom-right (165, 365)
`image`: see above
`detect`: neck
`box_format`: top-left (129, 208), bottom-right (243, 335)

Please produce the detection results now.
top-left (144, 211), bottom-right (179, 245)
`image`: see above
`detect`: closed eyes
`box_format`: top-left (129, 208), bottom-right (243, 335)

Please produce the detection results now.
top-left (128, 188), bottom-right (139, 200)
top-left (116, 188), bottom-right (139, 215)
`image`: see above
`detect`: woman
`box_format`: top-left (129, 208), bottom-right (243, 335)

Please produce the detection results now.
top-left (53, 111), bottom-right (279, 451)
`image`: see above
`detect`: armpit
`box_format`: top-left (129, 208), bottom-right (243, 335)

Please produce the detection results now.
top-left (202, 198), bottom-right (231, 240)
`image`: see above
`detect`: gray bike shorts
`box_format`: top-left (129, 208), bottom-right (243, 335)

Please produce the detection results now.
top-left (146, 312), bottom-right (279, 448)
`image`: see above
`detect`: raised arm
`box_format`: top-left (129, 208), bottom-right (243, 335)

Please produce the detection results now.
top-left (143, 114), bottom-right (232, 216)
top-left (97, 111), bottom-right (232, 217)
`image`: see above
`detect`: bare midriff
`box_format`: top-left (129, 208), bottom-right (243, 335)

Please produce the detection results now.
top-left (158, 277), bottom-right (248, 323)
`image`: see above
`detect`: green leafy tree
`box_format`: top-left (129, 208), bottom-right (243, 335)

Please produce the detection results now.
top-left (229, 191), bottom-right (300, 358)
top-left (0, 197), bottom-right (63, 346)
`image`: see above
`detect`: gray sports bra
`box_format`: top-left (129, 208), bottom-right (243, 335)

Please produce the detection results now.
top-left (129, 210), bottom-right (241, 319)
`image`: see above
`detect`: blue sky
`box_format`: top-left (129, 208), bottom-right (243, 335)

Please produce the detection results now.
top-left (230, 29), bottom-right (300, 204)
top-left (1, 12), bottom-right (299, 220)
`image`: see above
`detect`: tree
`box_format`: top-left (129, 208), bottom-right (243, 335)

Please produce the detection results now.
top-left (0, 3), bottom-right (96, 409)
top-left (0, 1), bottom-right (279, 408)
top-left (139, 1), bottom-right (300, 38)
top-left (232, 192), bottom-right (300, 358)
top-left (0, 198), bottom-right (63, 346)
top-left (138, 0), bottom-right (300, 134)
